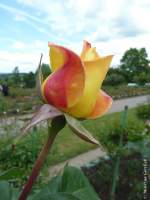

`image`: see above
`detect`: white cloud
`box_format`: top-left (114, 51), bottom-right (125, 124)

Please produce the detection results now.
top-left (0, 3), bottom-right (44, 24)
top-left (94, 33), bottom-right (150, 67)
top-left (16, 0), bottom-right (150, 40)
top-left (14, 14), bottom-right (26, 21)
top-left (12, 41), bottom-right (26, 49)
top-left (0, 0), bottom-right (150, 72)
top-left (0, 41), bottom-right (49, 73)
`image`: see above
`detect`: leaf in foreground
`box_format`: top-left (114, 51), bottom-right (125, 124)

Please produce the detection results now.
top-left (32, 166), bottom-right (100, 200)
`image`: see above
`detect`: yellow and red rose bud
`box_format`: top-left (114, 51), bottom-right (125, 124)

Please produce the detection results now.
top-left (42, 41), bottom-right (113, 119)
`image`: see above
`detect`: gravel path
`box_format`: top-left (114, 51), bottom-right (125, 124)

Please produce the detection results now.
top-left (48, 148), bottom-right (106, 177)
top-left (108, 94), bottom-right (150, 114)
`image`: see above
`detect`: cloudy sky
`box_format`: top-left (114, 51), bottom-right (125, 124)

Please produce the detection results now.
top-left (0, 0), bottom-right (150, 73)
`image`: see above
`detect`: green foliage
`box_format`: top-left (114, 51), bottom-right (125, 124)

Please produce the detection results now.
top-left (0, 168), bottom-right (23, 181)
top-left (41, 63), bottom-right (51, 80)
top-left (133, 72), bottom-right (150, 85)
top-left (104, 47), bottom-right (150, 86)
top-left (0, 87), bottom-right (40, 115)
top-left (12, 67), bottom-right (21, 86)
top-left (104, 73), bottom-right (125, 86)
top-left (82, 153), bottom-right (146, 200)
top-left (32, 166), bottom-right (100, 200)
top-left (0, 107), bottom-right (148, 199)
top-left (136, 103), bottom-right (150, 120)
top-left (98, 109), bottom-right (145, 153)
top-left (0, 129), bottom-right (45, 186)
top-left (0, 167), bottom-right (99, 200)
top-left (125, 136), bottom-right (150, 158)
top-left (104, 68), bottom-right (126, 86)
top-left (120, 47), bottom-right (150, 83)
top-left (0, 181), bottom-right (19, 200)
top-left (23, 72), bottom-right (35, 88)
top-left (0, 95), bottom-right (7, 113)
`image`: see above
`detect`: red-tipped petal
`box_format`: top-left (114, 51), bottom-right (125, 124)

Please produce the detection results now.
top-left (82, 40), bottom-right (91, 51)
top-left (81, 40), bottom-right (100, 61)
top-left (42, 44), bottom-right (85, 109)
top-left (87, 90), bottom-right (112, 119)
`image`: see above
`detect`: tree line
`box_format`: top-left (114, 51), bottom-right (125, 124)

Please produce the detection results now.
top-left (0, 64), bottom-right (51, 88)
top-left (104, 47), bottom-right (150, 86)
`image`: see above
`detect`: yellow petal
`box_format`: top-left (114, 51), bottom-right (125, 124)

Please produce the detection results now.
top-left (87, 90), bottom-right (112, 119)
top-left (48, 42), bottom-right (67, 72)
top-left (81, 40), bottom-right (100, 61)
top-left (66, 55), bottom-right (113, 118)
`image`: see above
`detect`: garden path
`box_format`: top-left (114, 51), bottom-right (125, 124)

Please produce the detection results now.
top-left (108, 94), bottom-right (150, 114)
top-left (48, 148), bottom-right (107, 177)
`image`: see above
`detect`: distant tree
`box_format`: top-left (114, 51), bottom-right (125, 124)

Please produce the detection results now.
top-left (146, 74), bottom-right (150, 83)
top-left (23, 72), bottom-right (35, 88)
top-left (133, 73), bottom-right (147, 85)
top-left (12, 66), bottom-right (20, 85)
top-left (120, 48), bottom-right (150, 82)
top-left (104, 73), bottom-right (125, 86)
top-left (41, 63), bottom-right (51, 80)
top-left (104, 68), bottom-right (126, 86)
top-left (35, 63), bottom-right (51, 81)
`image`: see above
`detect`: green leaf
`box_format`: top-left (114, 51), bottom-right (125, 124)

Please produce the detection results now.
top-left (32, 166), bottom-right (100, 200)
top-left (32, 193), bottom-right (80, 200)
top-left (0, 181), bottom-right (19, 200)
top-left (65, 114), bottom-right (100, 145)
top-left (61, 166), bottom-right (100, 200)
top-left (0, 168), bottom-right (23, 181)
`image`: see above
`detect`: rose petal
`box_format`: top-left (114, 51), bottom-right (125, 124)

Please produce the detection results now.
top-left (42, 44), bottom-right (85, 109)
top-left (48, 42), bottom-right (67, 72)
top-left (66, 55), bottom-right (113, 118)
top-left (81, 40), bottom-right (100, 61)
top-left (87, 90), bottom-right (113, 119)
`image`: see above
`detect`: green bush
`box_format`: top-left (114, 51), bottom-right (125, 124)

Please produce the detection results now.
top-left (98, 111), bottom-right (145, 153)
top-left (0, 96), bottom-right (7, 113)
top-left (136, 103), bottom-right (150, 120)
top-left (82, 153), bottom-right (147, 200)
top-left (0, 128), bottom-right (46, 187)
top-left (0, 166), bottom-right (100, 200)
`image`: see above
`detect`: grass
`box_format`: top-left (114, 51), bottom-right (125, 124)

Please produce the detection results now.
top-left (0, 89), bottom-right (41, 116)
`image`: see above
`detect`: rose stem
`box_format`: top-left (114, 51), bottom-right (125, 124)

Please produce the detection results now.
top-left (19, 116), bottom-right (66, 200)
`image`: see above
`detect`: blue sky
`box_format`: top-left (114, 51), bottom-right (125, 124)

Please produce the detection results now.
top-left (0, 0), bottom-right (150, 73)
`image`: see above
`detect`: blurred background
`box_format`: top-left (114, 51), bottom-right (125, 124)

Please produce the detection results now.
top-left (0, 1), bottom-right (150, 199)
